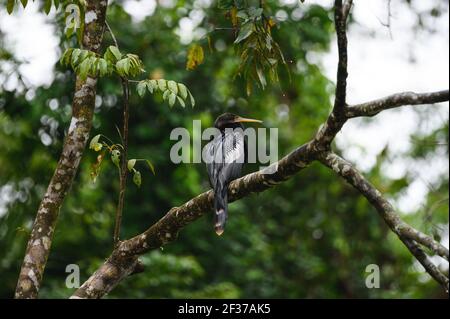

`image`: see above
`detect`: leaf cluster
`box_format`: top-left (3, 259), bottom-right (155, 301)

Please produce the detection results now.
top-left (136, 79), bottom-right (195, 108)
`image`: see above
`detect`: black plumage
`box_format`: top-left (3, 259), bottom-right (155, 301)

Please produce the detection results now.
top-left (205, 113), bottom-right (262, 235)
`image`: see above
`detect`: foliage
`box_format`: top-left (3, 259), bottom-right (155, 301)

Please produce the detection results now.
top-left (0, 0), bottom-right (448, 299)
top-left (186, 44), bottom-right (204, 71)
top-left (60, 46), bottom-right (144, 80)
top-left (136, 79), bottom-right (195, 108)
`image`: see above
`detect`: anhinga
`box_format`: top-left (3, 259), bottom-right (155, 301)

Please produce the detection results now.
top-left (205, 113), bottom-right (263, 236)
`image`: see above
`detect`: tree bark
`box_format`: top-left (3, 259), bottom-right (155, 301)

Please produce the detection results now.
top-left (14, 0), bottom-right (109, 299)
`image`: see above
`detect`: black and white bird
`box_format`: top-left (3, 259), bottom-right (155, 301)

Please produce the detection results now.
top-left (205, 113), bottom-right (262, 236)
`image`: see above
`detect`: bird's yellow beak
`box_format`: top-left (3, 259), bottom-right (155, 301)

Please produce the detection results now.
top-left (233, 116), bottom-right (263, 124)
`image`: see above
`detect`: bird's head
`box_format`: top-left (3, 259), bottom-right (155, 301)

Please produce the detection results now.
top-left (214, 113), bottom-right (263, 130)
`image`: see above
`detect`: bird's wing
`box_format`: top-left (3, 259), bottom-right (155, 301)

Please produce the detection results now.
top-left (205, 136), bottom-right (221, 187)
top-left (221, 130), bottom-right (245, 181)
top-left (205, 130), bottom-right (245, 188)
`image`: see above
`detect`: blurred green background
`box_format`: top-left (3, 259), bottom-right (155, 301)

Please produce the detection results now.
top-left (0, 0), bottom-right (448, 298)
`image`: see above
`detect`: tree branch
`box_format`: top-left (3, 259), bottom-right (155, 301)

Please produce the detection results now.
top-left (318, 152), bottom-right (449, 291)
top-left (333, 0), bottom-right (349, 116)
top-left (113, 78), bottom-right (130, 245)
top-left (343, 0), bottom-right (353, 20)
top-left (345, 90), bottom-right (450, 118)
top-left (71, 143), bottom-right (316, 298)
top-left (106, 21), bottom-right (131, 246)
top-left (311, 0), bottom-right (351, 149)
top-left (14, 0), bottom-right (109, 299)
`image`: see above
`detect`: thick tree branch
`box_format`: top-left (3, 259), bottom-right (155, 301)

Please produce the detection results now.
top-left (318, 152), bottom-right (449, 291)
top-left (14, 0), bottom-right (109, 299)
top-left (345, 90), bottom-right (450, 118)
top-left (71, 143), bottom-right (316, 298)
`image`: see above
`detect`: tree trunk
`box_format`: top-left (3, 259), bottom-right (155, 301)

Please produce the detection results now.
top-left (14, 0), bottom-right (109, 299)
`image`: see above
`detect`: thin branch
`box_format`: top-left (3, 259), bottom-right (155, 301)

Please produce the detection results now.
top-left (401, 226), bottom-right (449, 261)
top-left (402, 238), bottom-right (449, 293)
top-left (311, 0), bottom-right (351, 148)
top-left (105, 21), bottom-right (131, 246)
top-left (318, 152), bottom-right (449, 291)
top-left (105, 20), bottom-right (119, 48)
top-left (345, 90), bottom-right (450, 118)
top-left (113, 78), bottom-right (130, 245)
top-left (333, 0), bottom-right (349, 116)
top-left (343, 0), bottom-right (353, 19)
top-left (14, 0), bottom-right (109, 299)
top-left (376, 0), bottom-right (393, 39)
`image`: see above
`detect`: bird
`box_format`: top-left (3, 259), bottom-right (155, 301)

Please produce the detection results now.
top-left (205, 113), bottom-right (262, 236)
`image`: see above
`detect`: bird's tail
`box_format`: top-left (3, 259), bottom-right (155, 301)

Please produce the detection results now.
top-left (214, 181), bottom-right (228, 236)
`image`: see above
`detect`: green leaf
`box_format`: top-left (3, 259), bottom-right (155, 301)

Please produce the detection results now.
top-left (168, 92), bottom-right (176, 107)
top-left (162, 90), bottom-right (170, 101)
top-left (137, 81), bottom-right (147, 97)
top-left (60, 49), bottom-right (73, 66)
top-left (188, 90), bottom-right (195, 107)
top-left (77, 58), bottom-right (91, 80)
top-left (177, 96), bottom-right (186, 108)
top-left (127, 159), bottom-right (136, 172)
top-left (79, 49), bottom-right (89, 62)
top-left (234, 23), bottom-right (253, 44)
top-left (111, 150), bottom-right (120, 168)
top-left (44, 0), bottom-right (52, 14)
top-left (178, 83), bottom-right (188, 99)
top-left (98, 58), bottom-right (108, 77)
top-left (167, 80), bottom-right (178, 95)
top-left (256, 67), bottom-right (267, 88)
top-left (20, 0), bottom-right (28, 8)
top-left (116, 58), bottom-right (130, 77)
top-left (89, 57), bottom-right (98, 76)
top-left (147, 80), bottom-right (157, 94)
top-left (108, 46), bottom-right (122, 61)
top-left (133, 170), bottom-right (142, 187)
top-left (236, 10), bottom-right (248, 20)
top-left (126, 54), bottom-right (144, 77)
top-left (145, 160), bottom-right (156, 175)
top-left (94, 144), bottom-right (102, 152)
top-left (157, 79), bottom-right (167, 91)
top-left (7, 0), bottom-right (15, 14)
top-left (89, 134), bottom-right (101, 150)
top-left (248, 7), bottom-right (263, 18)
top-left (71, 48), bottom-right (81, 67)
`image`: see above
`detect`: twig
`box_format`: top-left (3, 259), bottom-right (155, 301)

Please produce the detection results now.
top-left (105, 20), bottom-right (119, 48)
top-left (113, 78), bottom-right (130, 246)
top-left (333, 0), bottom-right (349, 116)
top-left (105, 20), bottom-right (130, 246)
top-left (345, 90), bottom-right (449, 118)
